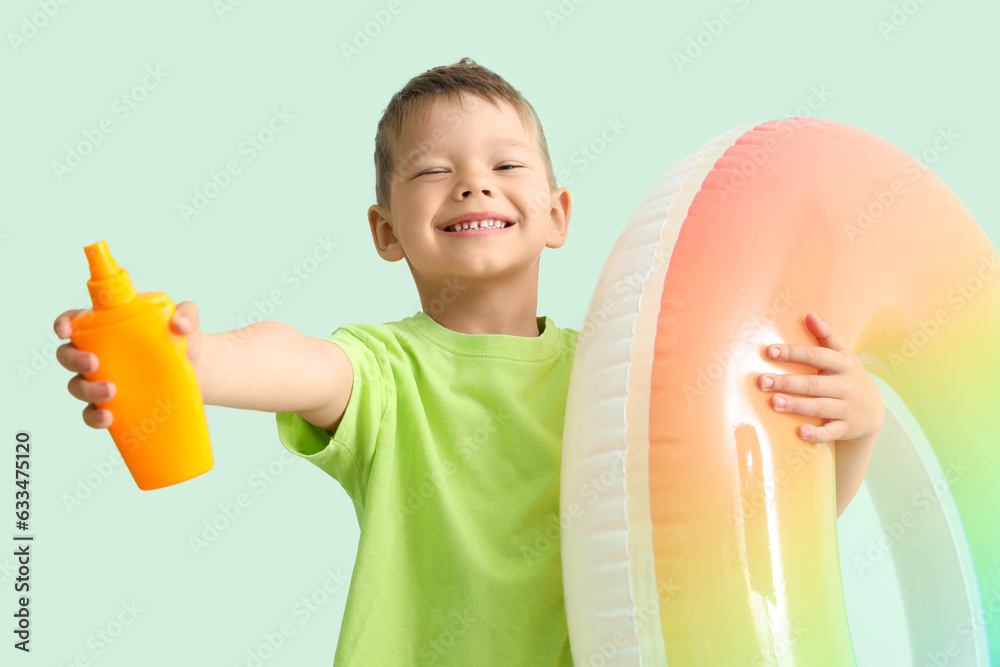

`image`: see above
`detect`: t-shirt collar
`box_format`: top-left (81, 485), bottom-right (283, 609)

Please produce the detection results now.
top-left (407, 310), bottom-right (559, 360)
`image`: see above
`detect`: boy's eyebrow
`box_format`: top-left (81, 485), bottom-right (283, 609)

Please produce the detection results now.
top-left (489, 138), bottom-right (533, 151)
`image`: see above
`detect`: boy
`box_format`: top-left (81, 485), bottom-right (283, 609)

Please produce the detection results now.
top-left (54, 58), bottom-right (883, 665)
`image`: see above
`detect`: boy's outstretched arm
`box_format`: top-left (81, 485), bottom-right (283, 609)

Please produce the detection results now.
top-left (55, 301), bottom-right (354, 433)
top-left (198, 318), bottom-right (353, 430)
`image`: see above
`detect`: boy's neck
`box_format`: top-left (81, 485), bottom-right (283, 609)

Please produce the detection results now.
top-left (419, 285), bottom-right (541, 337)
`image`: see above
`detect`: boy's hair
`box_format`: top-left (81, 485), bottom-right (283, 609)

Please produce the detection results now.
top-left (374, 57), bottom-right (557, 210)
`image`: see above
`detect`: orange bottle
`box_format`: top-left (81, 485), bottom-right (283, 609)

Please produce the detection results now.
top-left (69, 240), bottom-right (213, 490)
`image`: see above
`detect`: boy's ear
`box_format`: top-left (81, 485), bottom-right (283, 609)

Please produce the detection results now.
top-left (545, 187), bottom-right (572, 250)
top-left (368, 204), bottom-right (405, 262)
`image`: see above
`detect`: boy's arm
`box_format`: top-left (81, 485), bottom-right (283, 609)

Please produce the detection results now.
top-left (198, 321), bottom-right (353, 431)
top-left (835, 430), bottom-right (878, 518)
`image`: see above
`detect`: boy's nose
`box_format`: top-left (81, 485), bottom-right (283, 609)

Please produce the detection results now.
top-left (455, 168), bottom-right (495, 198)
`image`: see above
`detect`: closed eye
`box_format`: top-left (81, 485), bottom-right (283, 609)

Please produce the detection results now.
top-left (417, 165), bottom-right (522, 176)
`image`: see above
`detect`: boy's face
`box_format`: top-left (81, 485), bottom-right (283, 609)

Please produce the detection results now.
top-left (367, 93), bottom-right (570, 303)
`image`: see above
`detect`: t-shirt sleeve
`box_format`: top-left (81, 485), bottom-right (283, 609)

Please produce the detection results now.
top-left (274, 326), bottom-right (388, 514)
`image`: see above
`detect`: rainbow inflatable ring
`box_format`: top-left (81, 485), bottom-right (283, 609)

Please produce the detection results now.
top-left (561, 118), bottom-right (999, 666)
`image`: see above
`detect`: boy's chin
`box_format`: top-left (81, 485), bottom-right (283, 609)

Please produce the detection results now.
top-left (412, 261), bottom-right (537, 285)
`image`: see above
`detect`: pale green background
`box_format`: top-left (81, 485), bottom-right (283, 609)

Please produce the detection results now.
top-left (2, 0), bottom-right (996, 665)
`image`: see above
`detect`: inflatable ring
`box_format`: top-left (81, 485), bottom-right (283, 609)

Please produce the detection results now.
top-left (560, 118), bottom-right (1000, 666)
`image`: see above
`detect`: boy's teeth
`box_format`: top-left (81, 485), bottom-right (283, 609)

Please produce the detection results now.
top-left (446, 219), bottom-right (508, 232)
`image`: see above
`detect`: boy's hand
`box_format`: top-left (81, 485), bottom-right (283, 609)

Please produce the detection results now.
top-left (54, 301), bottom-right (203, 429)
top-left (756, 312), bottom-right (884, 517)
top-left (757, 312), bottom-right (883, 445)
top-left (167, 301), bottom-right (204, 366)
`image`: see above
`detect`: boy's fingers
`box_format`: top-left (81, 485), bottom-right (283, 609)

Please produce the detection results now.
top-left (82, 403), bottom-right (113, 429)
top-left (56, 343), bottom-right (97, 373)
top-left (67, 375), bottom-right (114, 403)
top-left (53, 309), bottom-right (90, 339)
top-left (172, 301), bottom-right (199, 334)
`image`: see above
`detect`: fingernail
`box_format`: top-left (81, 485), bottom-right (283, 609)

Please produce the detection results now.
top-left (769, 346), bottom-right (779, 359)
top-left (176, 317), bottom-right (189, 330)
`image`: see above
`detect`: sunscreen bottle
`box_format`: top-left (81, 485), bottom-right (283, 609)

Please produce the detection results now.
top-left (69, 240), bottom-right (213, 490)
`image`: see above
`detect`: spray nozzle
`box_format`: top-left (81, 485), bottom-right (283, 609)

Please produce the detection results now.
top-left (85, 240), bottom-right (122, 280)
top-left (84, 240), bottom-right (137, 309)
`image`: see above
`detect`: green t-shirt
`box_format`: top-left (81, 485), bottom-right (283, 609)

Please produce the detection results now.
top-left (275, 310), bottom-right (579, 666)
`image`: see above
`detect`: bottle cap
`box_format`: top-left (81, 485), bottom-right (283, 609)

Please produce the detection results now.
top-left (84, 240), bottom-right (137, 309)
